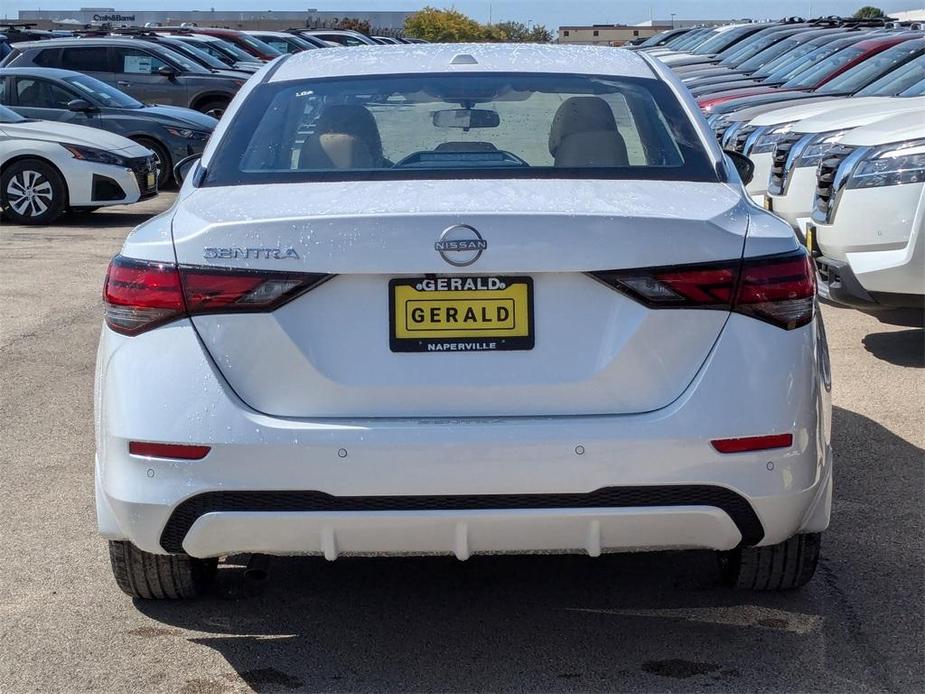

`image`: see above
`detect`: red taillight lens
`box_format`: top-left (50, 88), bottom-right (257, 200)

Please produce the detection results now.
top-left (733, 253), bottom-right (816, 330)
top-left (591, 250), bottom-right (815, 330)
top-left (104, 256), bottom-right (185, 335)
top-left (711, 433), bottom-right (793, 453)
top-left (103, 255), bottom-right (331, 336)
top-left (129, 441), bottom-right (211, 460)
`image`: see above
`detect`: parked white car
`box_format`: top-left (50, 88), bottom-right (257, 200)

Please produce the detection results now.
top-left (95, 44), bottom-right (831, 599)
top-left (0, 105), bottom-right (156, 224)
top-left (765, 96), bottom-right (925, 224)
top-left (808, 110), bottom-right (924, 309)
top-left (716, 55), bottom-right (925, 198)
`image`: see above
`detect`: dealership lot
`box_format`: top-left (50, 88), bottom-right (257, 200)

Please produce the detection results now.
top-left (0, 195), bottom-right (921, 693)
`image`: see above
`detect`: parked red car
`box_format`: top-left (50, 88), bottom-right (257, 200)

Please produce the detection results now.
top-left (698, 34), bottom-right (921, 110)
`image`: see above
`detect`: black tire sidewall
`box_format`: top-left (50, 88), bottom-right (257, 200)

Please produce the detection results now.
top-left (1, 158), bottom-right (68, 225)
top-left (132, 137), bottom-right (172, 188)
top-left (197, 99), bottom-right (229, 120)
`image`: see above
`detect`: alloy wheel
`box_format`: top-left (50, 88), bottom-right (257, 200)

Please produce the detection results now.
top-left (6, 170), bottom-right (53, 218)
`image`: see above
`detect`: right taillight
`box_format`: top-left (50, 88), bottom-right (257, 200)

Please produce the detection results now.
top-left (103, 255), bottom-right (331, 336)
top-left (732, 251), bottom-right (816, 330)
top-left (591, 250), bottom-right (815, 330)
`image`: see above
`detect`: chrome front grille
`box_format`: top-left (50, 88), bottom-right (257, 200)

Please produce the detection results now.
top-left (767, 133), bottom-right (805, 195)
top-left (729, 124), bottom-right (758, 154)
top-left (812, 145), bottom-right (856, 224)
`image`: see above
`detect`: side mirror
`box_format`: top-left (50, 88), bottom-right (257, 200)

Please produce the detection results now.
top-left (173, 154), bottom-right (200, 185)
top-left (157, 65), bottom-right (177, 78)
top-left (724, 149), bottom-right (755, 186)
top-left (66, 98), bottom-right (96, 113)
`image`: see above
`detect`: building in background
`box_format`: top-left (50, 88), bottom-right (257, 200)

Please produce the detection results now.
top-left (634, 19), bottom-right (730, 28)
top-left (558, 19), bottom-right (729, 46)
top-left (14, 8), bottom-right (413, 31)
top-left (891, 9), bottom-right (925, 21)
top-left (557, 24), bottom-right (669, 46)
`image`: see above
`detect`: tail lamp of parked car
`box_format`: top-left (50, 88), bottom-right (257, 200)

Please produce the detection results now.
top-left (104, 250), bottom-right (815, 336)
top-left (103, 255), bottom-right (330, 335)
top-left (591, 250), bottom-right (816, 330)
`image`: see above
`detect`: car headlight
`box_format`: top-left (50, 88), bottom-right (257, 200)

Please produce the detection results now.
top-left (847, 139), bottom-right (925, 189)
top-left (62, 144), bottom-right (130, 167)
top-left (749, 123), bottom-right (796, 155)
top-left (164, 126), bottom-right (211, 141)
top-left (793, 130), bottom-right (849, 168)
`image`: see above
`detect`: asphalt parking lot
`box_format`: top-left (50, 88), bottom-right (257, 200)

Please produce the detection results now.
top-left (0, 193), bottom-right (922, 694)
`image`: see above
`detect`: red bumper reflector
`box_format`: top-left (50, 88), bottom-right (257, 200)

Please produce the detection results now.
top-left (129, 442), bottom-right (211, 460)
top-left (711, 434), bottom-right (793, 454)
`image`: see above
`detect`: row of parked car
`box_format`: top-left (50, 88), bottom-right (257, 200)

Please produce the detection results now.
top-left (639, 17), bottom-right (924, 311)
top-left (0, 24), bottom-right (425, 224)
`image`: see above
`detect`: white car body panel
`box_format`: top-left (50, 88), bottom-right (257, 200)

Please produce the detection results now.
top-left (0, 118), bottom-right (153, 207)
top-left (813, 110), bottom-right (925, 303)
top-left (769, 97), bottom-right (925, 225)
top-left (96, 44), bottom-right (832, 561)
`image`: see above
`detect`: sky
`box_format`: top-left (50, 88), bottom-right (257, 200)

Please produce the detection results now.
top-left (7, 0), bottom-right (923, 27)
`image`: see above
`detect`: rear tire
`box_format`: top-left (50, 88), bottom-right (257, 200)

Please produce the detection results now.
top-left (719, 532), bottom-right (821, 590)
top-left (108, 540), bottom-right (217, 599)
top-left (196, 98), bottom-right (230, 119)
top-left (1, 158), bottom-right (67, 225)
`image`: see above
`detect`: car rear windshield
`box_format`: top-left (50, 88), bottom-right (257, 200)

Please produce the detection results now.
top-left (204, 72), bottom-right (716, 186)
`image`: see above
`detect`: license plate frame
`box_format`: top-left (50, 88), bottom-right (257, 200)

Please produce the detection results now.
top-left (389, 276), bottom-right (534, 353)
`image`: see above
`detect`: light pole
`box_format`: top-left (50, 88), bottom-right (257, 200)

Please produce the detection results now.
top-left (670, 13), bottom-right (676, 28)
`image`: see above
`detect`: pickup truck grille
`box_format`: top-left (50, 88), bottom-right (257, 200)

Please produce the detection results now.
top-left (813, 145), bottom-right (855, 223)
top-left (767, 133), bottom-right (804, 195)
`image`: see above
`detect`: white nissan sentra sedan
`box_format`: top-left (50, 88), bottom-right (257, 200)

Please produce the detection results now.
top-left (96, 44), bottom-right (832, 599)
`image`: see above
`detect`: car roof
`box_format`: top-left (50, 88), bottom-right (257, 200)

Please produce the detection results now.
top-left (0, 66), bottom-right (81, 79)
top-left (247, 31), bottom-right (292, 37)
top-left (11, 37), bottom-right (170, 49)
top-left (269, 43), bottom-right (656, 83)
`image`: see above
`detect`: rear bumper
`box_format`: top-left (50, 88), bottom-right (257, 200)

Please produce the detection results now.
top-left (95, 312), bottom-right (833, 559)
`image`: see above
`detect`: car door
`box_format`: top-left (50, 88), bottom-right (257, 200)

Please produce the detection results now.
top-left (9, 76), bottom-right (85, 125)
top-left (111, 46), bottom-right (187, 106)
top-left (57, 46), bottom-right (115, 86)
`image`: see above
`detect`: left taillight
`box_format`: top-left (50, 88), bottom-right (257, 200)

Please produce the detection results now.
top-left (103, 255), bottom-right (330, 336)
top-left (103, 256), bottom-right (185, 335)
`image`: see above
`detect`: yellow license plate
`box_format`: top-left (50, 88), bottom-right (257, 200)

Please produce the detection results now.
top-left (805, 223), bottom-right (815, 255)
top-left (763, 195), bottom-right (773, 211)
top-left (147, 172), bottom-right (156, 188)
top-left (390, 276), bottom-right (534, 352)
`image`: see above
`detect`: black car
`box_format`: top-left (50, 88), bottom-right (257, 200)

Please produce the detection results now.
top-left (0, 67), bottom-right (217, 186)
top-left (2, 37), bottom-right (248, 117)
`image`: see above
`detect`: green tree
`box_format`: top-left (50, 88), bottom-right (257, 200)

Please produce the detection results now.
top-left (404, 7), bottom-right (489, 42)
top-left (334, 17), bottom-right (372, 35)
top-left (491, 21), bottom-right (553, 43)
top-left (404, 7), bottom-right (552, 43)
top-left (853, 6), bottom-right (886, 18)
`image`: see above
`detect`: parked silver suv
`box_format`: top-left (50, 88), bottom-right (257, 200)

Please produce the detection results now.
top-left (1, 38), bottom-right (248, 117)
